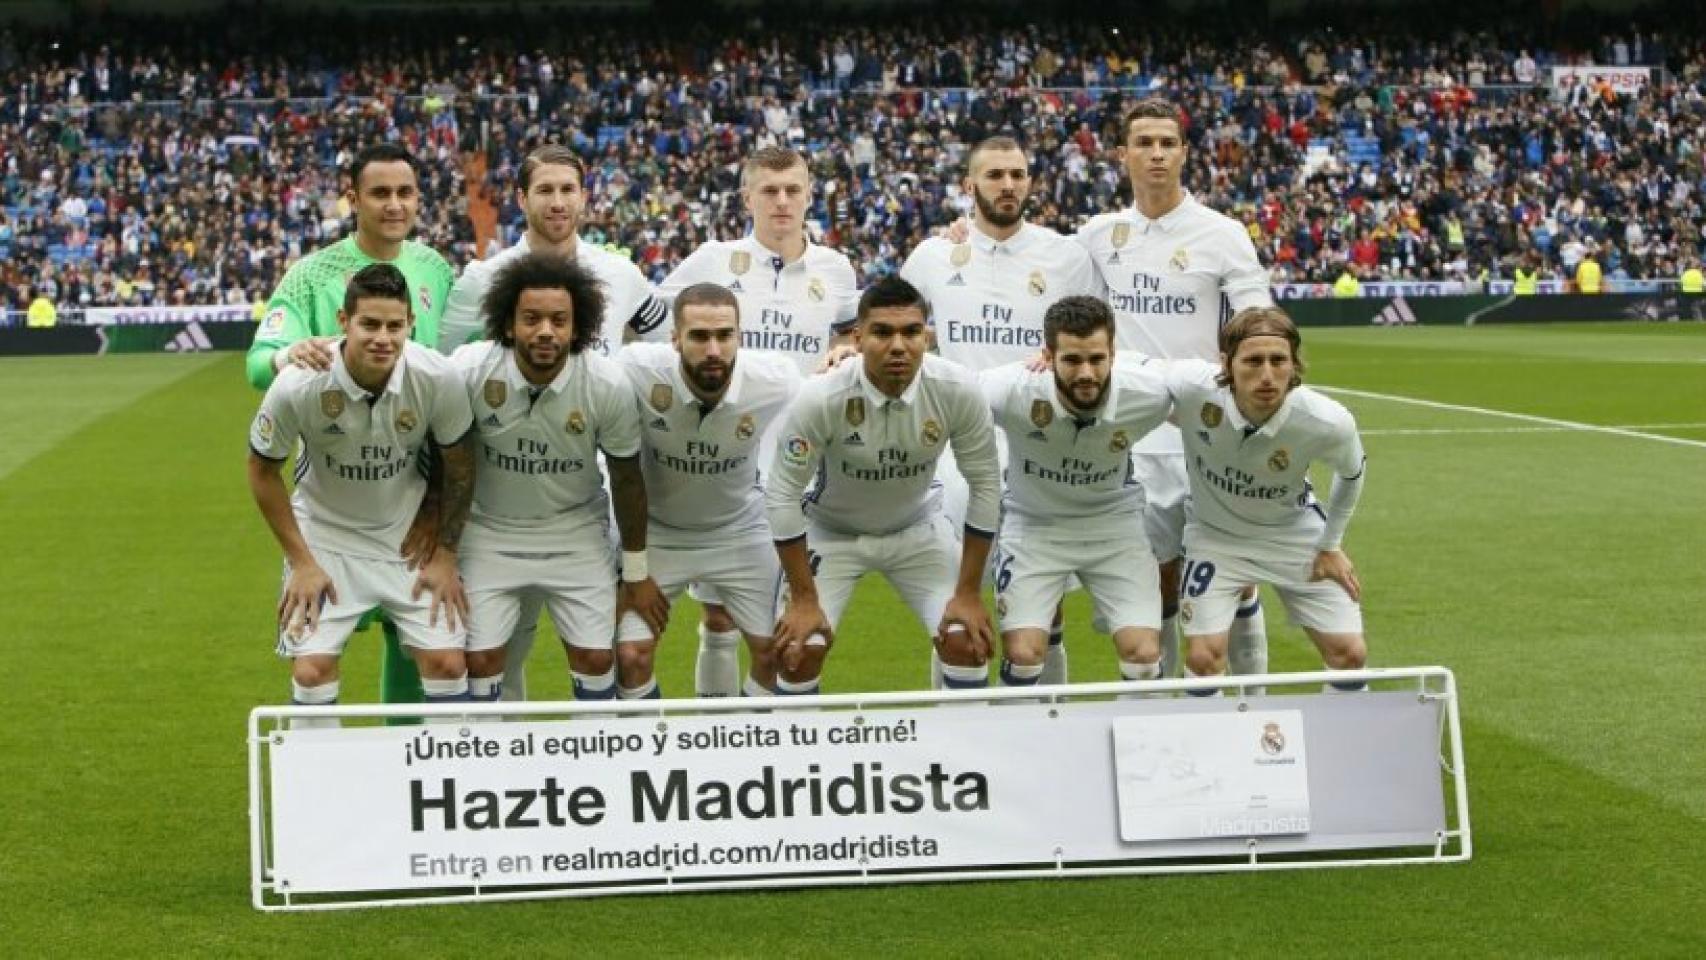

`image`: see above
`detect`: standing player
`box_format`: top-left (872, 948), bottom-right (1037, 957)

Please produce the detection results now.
top-left (766, 277), bottom-right (1001, 694)
top-left (438, 145), bottom-right (667, 355)
top-left (438, 145), bottom-right (668, 701)
top-left (1076, 98), bottom-right (1275, 680)
top-left (980, 297), bottom-right (1172, 687)
top-left (245, 143), bottom-right (458, 707)
top-left (613, 284), bottom-right (802, 699)
top-left (247, 264), bottom-right (476, 723)
top-left (904, 135), bottom-right (1099, 684)
top-left (449, 252), bottom-right (666, 703)
top-left (658, 146), bottom-right (860, 697)
top-left (1166, 307), bottom-right (1368, 691)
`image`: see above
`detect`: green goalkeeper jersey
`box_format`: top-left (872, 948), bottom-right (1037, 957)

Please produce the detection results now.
top-left (245, 236), bottom-right (456, 389)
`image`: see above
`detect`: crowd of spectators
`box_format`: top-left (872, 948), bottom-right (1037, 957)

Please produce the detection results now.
top-left (4, 2), bottom-right (1706, 314)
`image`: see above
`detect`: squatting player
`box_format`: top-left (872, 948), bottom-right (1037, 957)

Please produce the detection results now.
top-left (1076, 97), bottom-right (1276, 680)
top-left (439, 144), bottom-right (668, 701)
top-left (980, 297), bottom-right (1173, 687)
top-left (613, 283), bottom-right (802, 699)
top-left (658, 145), bottom-right (860, 698)
top-left (245, 142), bottom-right (458, 706)
top-left (766, 277), bottom-right (1001, 694)
top-left (246, 264), bottom-right (476, 722)
top-left (1166, 307), bottom-right (1369, 692)
top-left (913, 134), bottom-right (1099, 685)
top-left (449, 252), bottom-right (666, 703)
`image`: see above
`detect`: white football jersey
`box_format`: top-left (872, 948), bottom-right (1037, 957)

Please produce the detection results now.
top-left (449, 341), bottom-right (642, 551)
top-left (249, 341), bottom-right (473, 560)
top-left (901, 222), bottom-right (1099, 371)
top-left (1166, 360), bottom-right (1366, 559)
top-left (438, 236), bottom-right (668, 355)
top-left (766, 354), bottom-right (999, 540)
top-left (1077, 192), bottom-right (1272, 454)
top-left (658, 234), bottom-right (859, 374)
top-left (615, 343), bottom-right (801, 548)
top-left (981, 358), bottom-right (1173, 539)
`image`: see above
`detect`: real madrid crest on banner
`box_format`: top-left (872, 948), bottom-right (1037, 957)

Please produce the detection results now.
top-left (483, 380), bottom-right (507, 409)
top-left (1030, 399), bottom-right (1054, 429)
top-left (807, 277), bottom-right (826, 303)
top-left (395, 409), bottom-right (418, 433)
top-left (649, 384), bottom-right (674, 413)
top-left (1261, 722), bottom-right (1287, 756)
top-left (844, 397), bottom-right (865, 428)
top-left (320, 390), bottom-right (345, 419)
top-left (566, 410), bottom-right (587, 435)
top-left (729, 251), bottom-right (751, 276)
top-left (1268, 448), bottom-right (1290, 472)
top-left (735, 414), bottom-right (756, 440)
top-left (1110, 429), bottom-right (1130, 452)
top-left (1169, 248), bottom-right (1190, 272)
top-left (1027, 270), bottom-right (1046, 296)
top-left (1200, 402), bottom-right (1223, 428)
top-left (1111, 221), bottom-right (1131, 249)
top-left (921, 418), bottom-right (943, 446)
top-left (950, 244), bottom-right (972, 268)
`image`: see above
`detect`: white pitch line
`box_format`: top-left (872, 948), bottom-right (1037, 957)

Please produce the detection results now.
top-left (1319, 386), bottom-right (1706, 451)
top-left (1363, 423), bottom-right (1706, 437)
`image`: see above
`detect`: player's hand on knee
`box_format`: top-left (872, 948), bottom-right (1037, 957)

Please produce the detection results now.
top-left (773, 602), bottom-right (832, 673)
top-left (1310, 549), bottom-right (1361, 602)
top-left (938, 592), bottom-right (993, 664)
top-left (412, 549), bottom-right (468, 633)
top-left (285, 336), bottom-right (337, 372)
top-left (620, 578), bottom-right (670, 636)
top-left (280, 562), bottom-right (337, 639)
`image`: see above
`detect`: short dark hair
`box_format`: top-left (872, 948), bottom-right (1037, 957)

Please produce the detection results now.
top-left (348, 143), bottom-right (418, 191)
top-left (856, 275), bottom-right (929, 326)
top-left (519, 145), bottom-right (587, 192)
top-left (1218, 306), bottom-right (1305, 387)
top-left (342, 263), bottom-right (412, 315)
top-left (1122, 97), bottom-right (1185, 145)
top-left (673, 282), bottom-right (740, 326)
top-left (1043, 295), bottom-right (1114, 351)
top-left (966, 135), bottom-right (1026, 175)
top-left (481, 252), bottom-right (604, 355)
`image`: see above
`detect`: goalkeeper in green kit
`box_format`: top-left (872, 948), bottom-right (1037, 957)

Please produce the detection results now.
top-left (247, 143), bottom-right (456, 707)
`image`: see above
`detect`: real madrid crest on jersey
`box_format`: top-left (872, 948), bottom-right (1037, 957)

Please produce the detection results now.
top-left (736, 413), bottom-right (756, 440)
top-left (844, 397), bottom-right (865, 428)
top-left (1110, 429), bottom-right (1130, 452)
top-left (729, 251), bottom-right (751, 276)
top-left (320, 390), bottom-right (345, 419)
top-left (921, 418), bottom-right (943, 446)
top-left (1200, 402), bottom-right (1223, 428)
top-left (807, 276), bottom-right (826, 303)
top-left (483, 380), bottom-right (507, 409)
top-left (1027, 270), bottom-right (1046, 296)
top-left (566, 410), bottom-right (587, 435)
top-left (649, 384), bottom-right (674, 413)
top-left (1169, 248), bottom-right (1190, 272)
top-left (395, 409), bottom-right (418, 433)
top-left (1268, 448), bottom-right (1290, 472)
top-left (950, 244), bottom-right (972, 268)
top-left (1030, 399), bottom-right (1054, 429)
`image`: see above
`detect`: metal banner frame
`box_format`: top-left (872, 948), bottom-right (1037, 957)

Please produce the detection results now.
top-left (248, 666), bottom-right (1471, 911)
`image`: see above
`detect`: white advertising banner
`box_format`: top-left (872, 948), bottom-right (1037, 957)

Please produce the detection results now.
top-left (1550, 65), bottom-right (1652, 95)
top-left (83, 304), bottom-right (255, 326)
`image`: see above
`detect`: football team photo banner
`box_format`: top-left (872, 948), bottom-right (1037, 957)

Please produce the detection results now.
top-left (251, 670), bottom-right (1469, 909)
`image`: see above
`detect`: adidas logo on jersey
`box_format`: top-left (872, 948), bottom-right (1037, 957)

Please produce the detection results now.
top-left (482, 414), bottom-right (502, 427)
top-left (844, 431), bottom-right (865, 446)
top-left (1027, 430), bottom-right (1047, 441)
top-left (324, 422), bottom-right (345, 435)
top-left (946, 273), bottom-right (966, 286)
top-left (1107, 252), bottom-right (1121, 265)
top-left (728, 280), bottom-right (744, 293)
top-left (650, 417), bottom-right (671, 431)
top-left (1197, 430), bottom-right (1213, 445)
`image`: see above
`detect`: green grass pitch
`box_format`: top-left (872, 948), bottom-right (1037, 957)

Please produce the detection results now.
top-left (2, 322), bottom-right (1703, 956)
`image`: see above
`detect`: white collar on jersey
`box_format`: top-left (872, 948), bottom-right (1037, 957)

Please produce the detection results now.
top-left (669, 349), bottom-right (748, 408)
top-left (1129, 190), bottom-right (1198, 235)
top-left (501, 343), bottom-right (581, 397)
top-left (738, 232), bottom-right (811, 272)
top-left (854, 355), bottom-right (922, 407)
top-left (330, 339), bottom-right (406, 401)
top-left (968, 220), bottom-right (1038, 256)
top-left (1222, 382), bottom-right (1299, 436)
